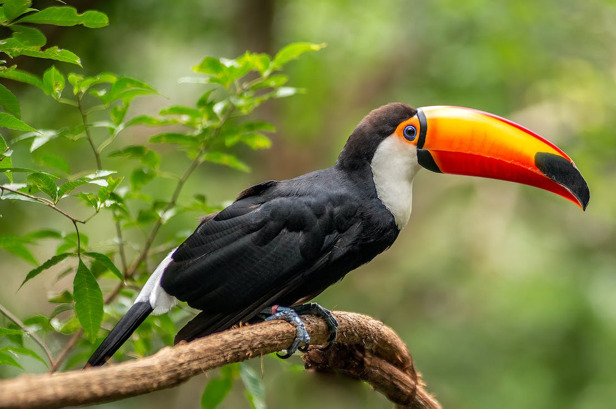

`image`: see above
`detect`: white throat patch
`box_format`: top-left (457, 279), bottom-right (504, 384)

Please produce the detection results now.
top-left (370, 134), bottom-right (420, 229)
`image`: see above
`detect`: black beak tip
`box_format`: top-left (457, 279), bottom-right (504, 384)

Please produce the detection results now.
top-left (535, 152), bottom-right (590, 211)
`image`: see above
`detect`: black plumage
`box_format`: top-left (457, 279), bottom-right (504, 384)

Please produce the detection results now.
top-left (163, 103), bottom-right (416, 342)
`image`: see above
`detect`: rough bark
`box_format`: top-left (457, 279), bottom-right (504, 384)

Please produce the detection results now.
top-left (0, 311), bottom-right (441, 409)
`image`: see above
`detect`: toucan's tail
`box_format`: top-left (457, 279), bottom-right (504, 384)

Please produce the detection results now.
top-left (86, 301), bottom-right (153, 367)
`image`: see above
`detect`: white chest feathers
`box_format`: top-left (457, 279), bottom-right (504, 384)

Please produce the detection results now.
top-left (370, 135), bottom-right (419, 229)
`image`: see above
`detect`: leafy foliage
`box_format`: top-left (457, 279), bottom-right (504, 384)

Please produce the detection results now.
top-left (0, 3), bottom-right (322, 408)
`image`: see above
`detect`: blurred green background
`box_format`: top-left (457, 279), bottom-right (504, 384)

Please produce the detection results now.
top-left (2, 0), bottom-right (615, 408)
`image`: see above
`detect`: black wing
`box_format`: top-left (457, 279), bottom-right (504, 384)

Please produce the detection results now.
top-left (160, 180), bottom-right (363, 341)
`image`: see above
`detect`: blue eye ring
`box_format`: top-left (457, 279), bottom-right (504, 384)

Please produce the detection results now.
top-left (403, 125), bottom-right (417, 141)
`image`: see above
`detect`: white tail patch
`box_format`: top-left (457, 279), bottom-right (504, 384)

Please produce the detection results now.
top-left (135, 249), bottom-right (178, 315)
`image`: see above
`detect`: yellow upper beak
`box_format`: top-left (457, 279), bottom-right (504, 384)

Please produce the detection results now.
top-left (411, 106), bottom-right (589, 210)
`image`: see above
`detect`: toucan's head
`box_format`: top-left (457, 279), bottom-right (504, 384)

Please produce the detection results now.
top-left (337, 103), bottom-right (590, 228)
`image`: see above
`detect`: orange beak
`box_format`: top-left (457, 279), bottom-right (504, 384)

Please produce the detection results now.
top-left (415, 106), bottom-right (589, 210)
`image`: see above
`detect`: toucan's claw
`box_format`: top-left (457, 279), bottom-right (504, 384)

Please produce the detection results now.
top-left (261, 303), bottom-right (338, 358)
top-left (292, 303), bottom-right (338, 345)
top-left (264, 306), bottom-right (310, 358)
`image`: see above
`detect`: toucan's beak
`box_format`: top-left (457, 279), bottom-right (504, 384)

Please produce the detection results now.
top-left (415, 106), bottom-right (590, 210)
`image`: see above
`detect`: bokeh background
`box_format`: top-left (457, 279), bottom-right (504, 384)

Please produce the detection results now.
top-left (1, 0), bottom-right (615, 408)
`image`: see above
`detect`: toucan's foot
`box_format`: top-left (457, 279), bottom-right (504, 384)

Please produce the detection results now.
top-left (264, 306), bottom-right (310, 358)
top-left (260, 303), bottom-right (338, 358)
top-left (292, 303), bottom-right (338, 346)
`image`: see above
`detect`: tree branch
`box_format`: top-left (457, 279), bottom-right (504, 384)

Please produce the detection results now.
top-left (0, 312), bottom-right (441, 409)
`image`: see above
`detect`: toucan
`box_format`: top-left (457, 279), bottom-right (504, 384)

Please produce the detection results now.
top-left (86, 103), bottom-right (589, 366)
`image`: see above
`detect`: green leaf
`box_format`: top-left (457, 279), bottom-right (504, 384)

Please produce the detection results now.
top-left (0, 112), bottom-right (36, 131)
top-left (12, 130), bottom-right (58, 151)
top-left (23, 315), bottom-right (53, 332)
top-left (125, 115), bottom-right (179, 127)
top-left (0, 189), bottom-right (45, 204)
top-left (83, 170), bottom-right (116, 183)
top-left (239, 52), bottom-right (271, 76)
top-left (0, 350), bottom-right (23, 369)
top-left (106, 176), bottom-right (123, 192)
top-left (0, 134), bottom-right (12, 180)
top-left (20, 252), bottom-right (72, 288)
top-left (201, 365), bottom-right (238, 409)
top-left (30, 130), bottom-right (58, 151)
top-left (99, 76), bottom-right (157, 106)
top-left (149, 132), bottom-right (198, 146)
top-left (19, 46), bottom-right (81, 66)
top-left (0, 167), bottom-right (38, 174)
top-left (42, 65), bottom-right (65, 100)
top-left (0, 67), bottom-right (43, 89)
top-left (48, 290), bottom-right (73, 304)
top-left (27, 172), bottom-right (57, 201)
top-left (222, 121), bottom-right (274, 149)
top-left (34, 152), bottom-right (70, 174)
top-left (16, 6), bottom-right (109, 28)
top-left (240, 362), bottom-right (266, 409)
top-left (249, 74), bottom-right (288, 91)
top-left (159, 105), bottom-right (202, 118)
top-left (83, 252), bottom-right (123, 281)
top-left (272, 42), bottom-right (326, 70)
top-left (130, 167), bottom-right (156, 191)
top-left (23, 229), bottom-right (63, 240)
top-left (56, 314), bottom-right (81, 335)
top-left (50, 303), bottom-right (73, 318)
top-left (109, 146), bottom-right (160, 169)
top-left (4, 346), bottom-right (46, 366)
top-left (1, 133), bottom-right (9, 153)
top-left (10, 24), bottom-right (46, 47)
top-left (202, 152), bottom-right (250, 172)
top-left (193, 57), bottom-right (225, 76)
top-left (78, 192), bottom-right (98, 209)
top-left (0, 327), bottom-right (25, 336)
top-left (3, 0), bottom-right (32, 21)
top-left (136, 208), bottom-right (159, 225)
top-left (193, 56), bottom-right (251, 88)
top-left (57, 178), bottom-right (88, 198)
top-left (109, 102), bottom-right (128, 125)
top-left (0, 83), bottom-right (21, 118)
top-left (70, 72), bottom-right (116, 94)
top-left (0, 241), bottom-right (37, 265)
top-left (73, 259), bottom-right (103, 341)
top-left (57, 233), bottom-right (88, 254)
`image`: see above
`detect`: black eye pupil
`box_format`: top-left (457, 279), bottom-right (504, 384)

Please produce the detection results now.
top-left (403, 125), bottom-right (417, 141)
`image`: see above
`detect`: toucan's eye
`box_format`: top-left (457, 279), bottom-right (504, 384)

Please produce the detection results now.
top-left (403, 125), bottom-right (417, 141)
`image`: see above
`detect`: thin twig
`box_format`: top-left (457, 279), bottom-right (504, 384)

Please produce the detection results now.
top-left (114, 211), bottom-right (128, 273)
top-left (0, 186), bottom-right (85, 224)
top-left (76, 95), bottom-right (102, 170)
top-left (49, 329), bottom-right (83, 373)
top-left (0, 303), bottom-right (56, 369)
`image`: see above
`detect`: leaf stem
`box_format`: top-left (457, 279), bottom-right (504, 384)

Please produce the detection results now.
top-left (114, 211), bottom-right (128, 273)
top-left (0, 302), bottom-right (57, 369)
top-left (73, 221), bottom-right (81, 257)
top-left (77, 95), bottom-right (102, 170)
